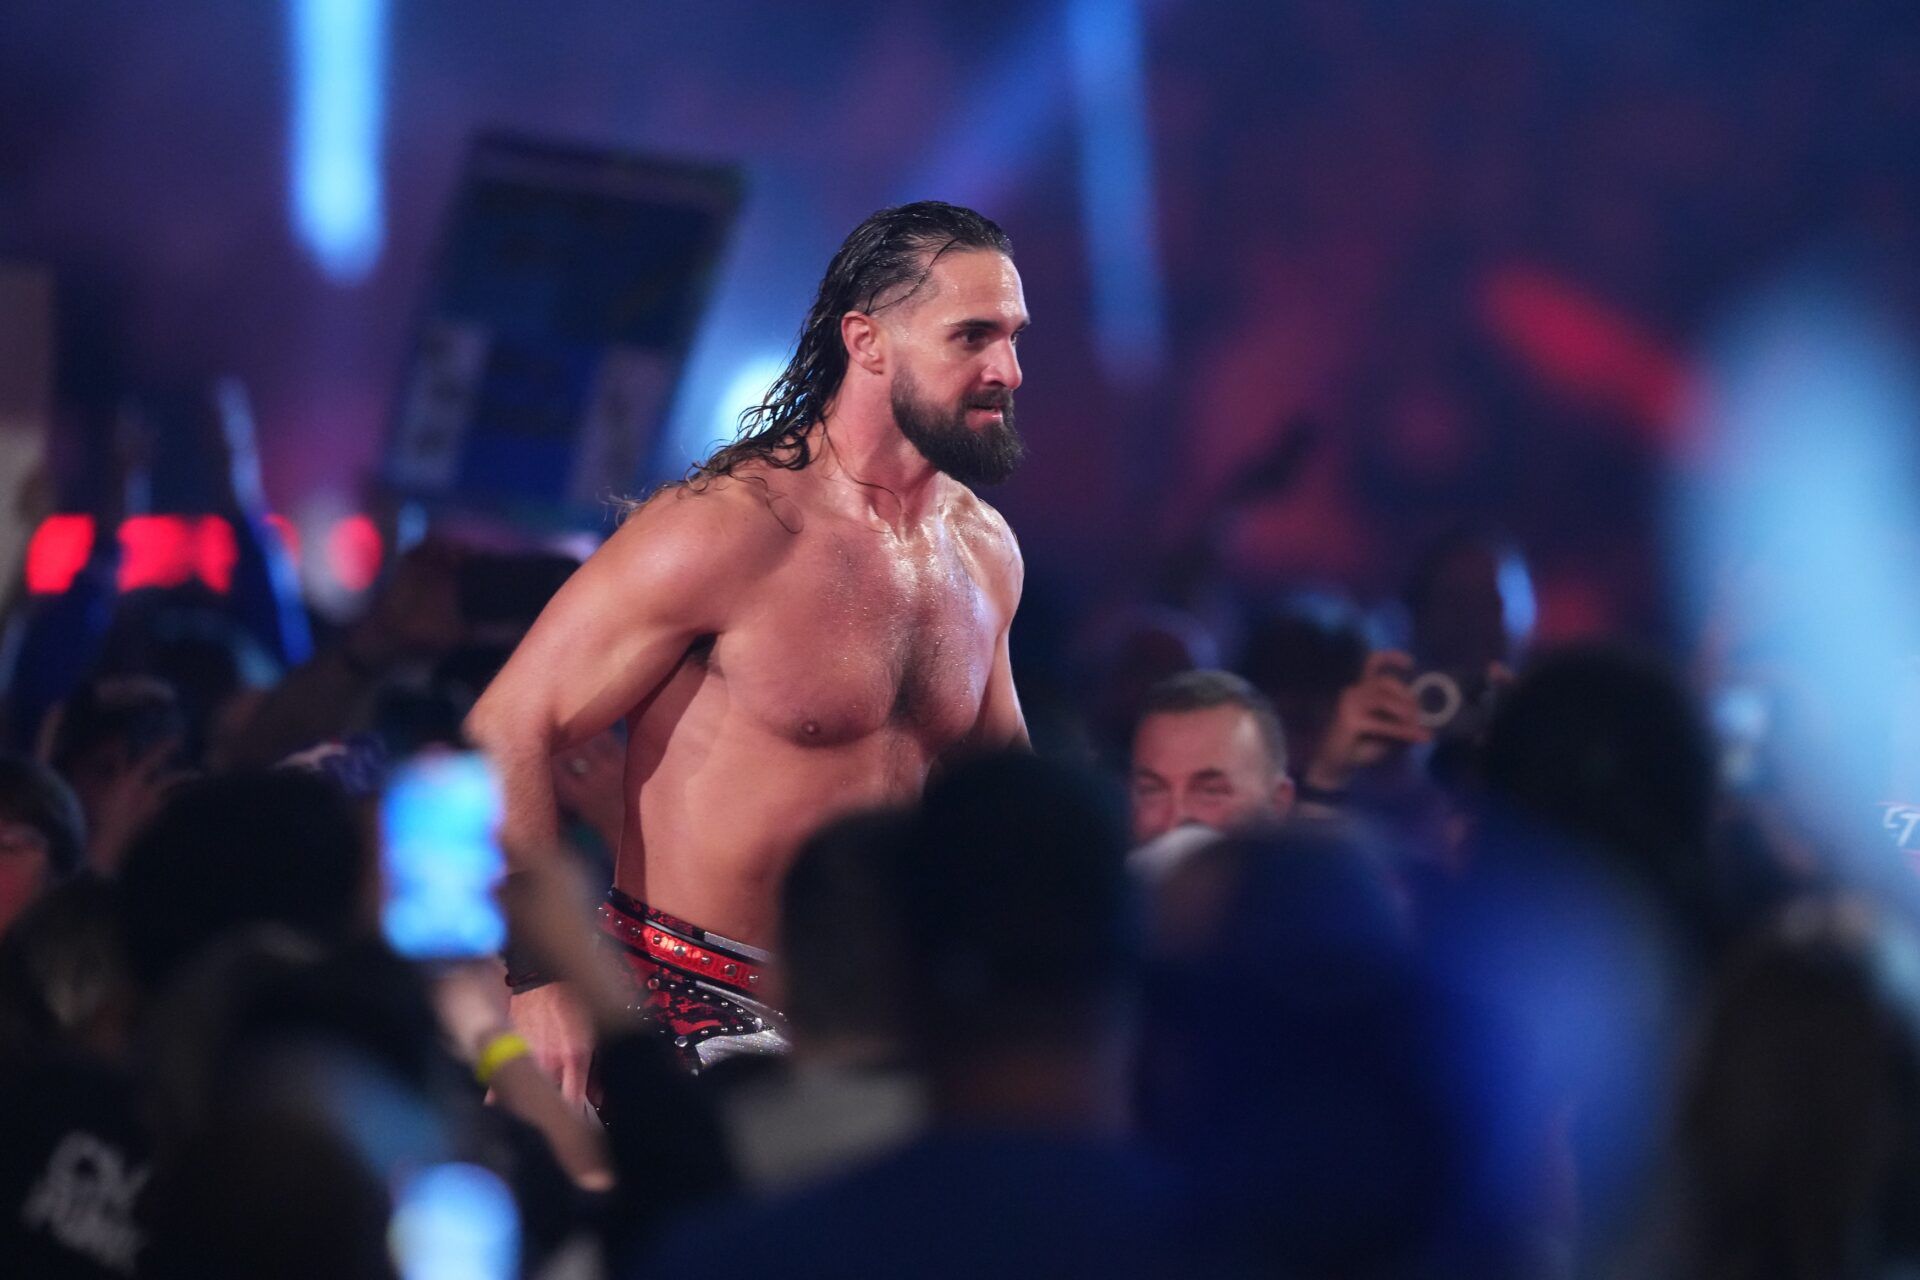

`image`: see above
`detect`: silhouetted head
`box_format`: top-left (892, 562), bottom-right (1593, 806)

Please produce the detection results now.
top-left (118, 769), bottom-right (373, 992)
top-left (1480, 645), bottom-right (1718, 933)
top-left (902, 752), bottom-right (1133, 1061)
top-left (1676, 899), bottom-right (1920, 1280)
top-left (779, 808), bottom-right (914, 1060)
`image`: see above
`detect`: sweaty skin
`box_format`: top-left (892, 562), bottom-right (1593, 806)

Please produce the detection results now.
top-left (573, 462), bottom-right (1023, 944)
top-left (466, 248), bottom-right (1030, 1101)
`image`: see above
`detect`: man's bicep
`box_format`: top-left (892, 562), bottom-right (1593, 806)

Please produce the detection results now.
top-left (978, 516), bottom-right (1027, 749)
top-left (472, 512), bottom-right (736, 750)
top-left (975, 625), bottom-right (1029, 750)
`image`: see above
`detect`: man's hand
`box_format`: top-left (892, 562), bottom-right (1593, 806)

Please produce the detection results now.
top-left (508, 981), bottom-right (597, 1108)
top-left (496, 857), bottom-right (638, 1108)
top-left (1304, 650), bottom-right (1432, 792)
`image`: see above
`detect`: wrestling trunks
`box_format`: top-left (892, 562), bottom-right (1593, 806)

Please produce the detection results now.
top-left (597, 888), bottom-right (790, 1073)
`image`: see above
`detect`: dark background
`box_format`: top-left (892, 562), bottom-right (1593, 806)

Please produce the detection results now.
top-left (6, 0), bottom-right (1918, 642)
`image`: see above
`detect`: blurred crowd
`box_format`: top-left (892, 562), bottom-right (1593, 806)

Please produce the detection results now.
top-left (4, 436), bottom-right (1913, 1280)
top-left (9, 0), bottom-right (1920, 1274)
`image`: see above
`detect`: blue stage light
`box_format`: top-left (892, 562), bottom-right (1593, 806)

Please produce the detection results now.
top-left (1067, 0), bottom-right (1166, 385)
top-left (290, 0), bottom-right (388, 283)
top-left (893, 8), bottom-right (1067, 211)
top-left (714, 354), bottom-right (790, 447)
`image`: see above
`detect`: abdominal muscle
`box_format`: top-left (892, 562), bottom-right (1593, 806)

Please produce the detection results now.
top-left (612, 662), bottom-right (941, 950)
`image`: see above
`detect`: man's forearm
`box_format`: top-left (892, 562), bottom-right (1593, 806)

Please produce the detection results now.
top-left (483, 735), bottom-right (569, 874)
top-left (475, 730), bottom-right (576, 993)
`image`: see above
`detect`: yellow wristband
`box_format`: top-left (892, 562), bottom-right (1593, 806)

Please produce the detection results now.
top-left (473, 1031), bottom-right (531, 1088)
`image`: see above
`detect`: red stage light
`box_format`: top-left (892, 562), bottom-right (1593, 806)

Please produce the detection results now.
top-left (327, 514), bottom-right (383, 593)
top-left (192, 515), bottom-right (239, 594)
top-left (117, 516), bottom-right (196, 592)
top-left (25, 512), bottom-right (372, 598)
top-left (115, 516), bottom-right (245, 593)
top-left (1479, 264), bottom-right (1693, 449)
top-left (26, 514), bottom-right (94, 594)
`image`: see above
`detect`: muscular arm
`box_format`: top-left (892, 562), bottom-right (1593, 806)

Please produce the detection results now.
top-left (968, 505), bottom-right (1029, 751)
top-left (463, 483), bottom-right (784, 1104)
top-left (976, 620), bottom-right (1029, 750)
top-left (465, 484), bottom-right (778, 871)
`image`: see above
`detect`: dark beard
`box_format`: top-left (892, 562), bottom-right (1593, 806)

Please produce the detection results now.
top-left (891, 375), bottom-right (1024, 487)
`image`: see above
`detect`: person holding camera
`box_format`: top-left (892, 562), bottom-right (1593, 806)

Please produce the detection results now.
top-left (1295, 650), bottom-right (1435, 814)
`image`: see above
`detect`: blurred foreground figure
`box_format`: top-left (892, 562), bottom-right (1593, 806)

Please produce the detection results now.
top-left (714, 810), bottom-right (926, 1191)
top-left (1138, 827), bottom-right (1542, 1276)
top-left (0, 757), bottom-right (87, 935)
top-left (1431, 644), bottom-right (1751, 1275)
top-left (1655, 899), bottom-right (1920, 1280)
top-left (0, 878), bottom-right (143, 1280)
top-left (468, 202), bottom-right (1032, 1091)
top-left (642, 752), bottom-right (1166, 1279)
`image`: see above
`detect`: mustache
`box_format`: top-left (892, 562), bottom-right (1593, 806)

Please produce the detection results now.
top-left (966, 391), bottom-right (1014, 411)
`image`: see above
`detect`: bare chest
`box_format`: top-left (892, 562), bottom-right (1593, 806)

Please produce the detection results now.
top-left (708, 529), bottom-right (999, 749)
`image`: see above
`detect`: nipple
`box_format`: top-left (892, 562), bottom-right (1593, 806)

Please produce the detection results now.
top-left (802, 720), bottom-right (821, 738)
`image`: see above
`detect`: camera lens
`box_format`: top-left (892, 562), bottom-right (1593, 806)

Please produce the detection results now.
top-left (1409, 671), bottom-right (1462, 730)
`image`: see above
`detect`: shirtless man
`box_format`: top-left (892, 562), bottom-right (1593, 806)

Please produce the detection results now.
top-left (466, 202), bottom-right (1030, 1096)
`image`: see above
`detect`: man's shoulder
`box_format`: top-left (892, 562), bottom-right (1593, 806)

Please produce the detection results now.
top-left (945, 484), bottom-right (1022, 596)
top-left (626, 465), bottom-right (804, 524)
top-left (608, 470), bottom-right (810, 564)
top-left (946, 482), bottom-right (1014, 539)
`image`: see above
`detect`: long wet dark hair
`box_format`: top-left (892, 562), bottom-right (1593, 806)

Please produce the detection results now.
top-left (689, 201), bottom-right (1012, 486)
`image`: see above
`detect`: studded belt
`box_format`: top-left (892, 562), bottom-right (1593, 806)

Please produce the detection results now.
top-left (597, 888), bottom-right (774, 999)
